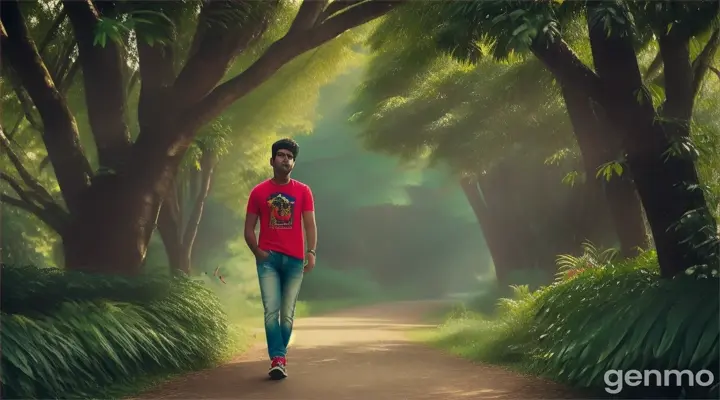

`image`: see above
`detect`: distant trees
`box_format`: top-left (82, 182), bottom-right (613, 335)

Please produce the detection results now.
top-left (351, 0), bottom-right (720, 278)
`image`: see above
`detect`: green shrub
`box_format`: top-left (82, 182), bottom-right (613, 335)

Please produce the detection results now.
top-left (430, 247), bottom-right (719, 399)
top-left (0, 266), bottom-right (229, 399)
top-left (1, 264), bottom-right (171, 315)
top-left (527, 251), bottom-right (719, 398)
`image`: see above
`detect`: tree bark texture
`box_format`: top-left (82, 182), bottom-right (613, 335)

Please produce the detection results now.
top-left (531, 6), bottom-right (719, 276)
top-left (560, 84), bottom-right (648, 257)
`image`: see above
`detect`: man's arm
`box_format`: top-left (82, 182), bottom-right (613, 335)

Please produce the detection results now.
top-left (302, 210), bottom-right (317, 253)
top-left (244, 190), bottom-right (263, 257)
top-left (302, 185), bottom-right (317, 254)
top-left (244, 212), bottom-right (262, 256)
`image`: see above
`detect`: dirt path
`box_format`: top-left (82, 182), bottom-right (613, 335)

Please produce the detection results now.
top-left (133, 300), bottom-right (580, 399)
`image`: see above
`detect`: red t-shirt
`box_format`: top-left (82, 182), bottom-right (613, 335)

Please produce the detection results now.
top-left (246, 179), bottom-right (314, 260)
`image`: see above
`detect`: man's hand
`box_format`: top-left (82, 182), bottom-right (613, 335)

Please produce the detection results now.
top-left (304, 252), bottom-right (316, 272)
top-left (255, 249), bottom-right (270, 261)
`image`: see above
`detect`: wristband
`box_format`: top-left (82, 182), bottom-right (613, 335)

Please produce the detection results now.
top-left (307, 249), bottom-right (316, 256)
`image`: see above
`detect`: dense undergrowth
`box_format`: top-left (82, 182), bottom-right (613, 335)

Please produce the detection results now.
top-left (0, 262), bottom-right (392, 399)
top-left (426, 244), bottom-right (720, 399)
top-left (1, 264), bottom-right (235, 399)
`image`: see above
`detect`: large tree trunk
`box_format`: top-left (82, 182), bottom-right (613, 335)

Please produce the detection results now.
top-left (460, 176), bottom-right (515, 284)
top-left (532, 8), bottom-right (718, 277)
top-left (560, 84), bottom-right (648, 257)
top-left (61, 166), bottom-right (170, 274)
top-left (585, 5), bottom-right (718, 276)
top-left (459, 158), bottom-right (607, 284)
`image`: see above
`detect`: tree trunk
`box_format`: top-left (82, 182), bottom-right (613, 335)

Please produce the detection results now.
top-left (586, 5), bottom-right (719, 276)
top-left (62, 175), bottom-right (160, 275)
top-left (157, 189), bottom-right (183, 273)
top-left (156, 153), bottom-right (216, 275)
top-left (560, 84), bottom-right (648, 257)
top-left (61, 141), bottom-right (183, 275)
top-left (178, 153), bottom-right (216, 274)
top-left (604, 176), bottom-right (648, 258)
top-left (460, 176), bottom-right (514, 284)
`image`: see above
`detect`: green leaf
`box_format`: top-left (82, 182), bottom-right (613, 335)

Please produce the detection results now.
top-left (653, 296), bottom-right (697, 361)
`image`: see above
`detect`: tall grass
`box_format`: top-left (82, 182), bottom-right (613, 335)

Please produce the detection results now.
top-left (422, 243), bottom-right (719, 399)
top-left (1, 264), bottom-right (233, 399)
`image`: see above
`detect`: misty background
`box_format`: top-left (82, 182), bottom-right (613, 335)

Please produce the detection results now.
top-left (135, 65), bottom-right (492, 300)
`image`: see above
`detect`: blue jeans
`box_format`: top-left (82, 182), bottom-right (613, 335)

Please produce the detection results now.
top-left (256, 250), bottom-right (304, 359)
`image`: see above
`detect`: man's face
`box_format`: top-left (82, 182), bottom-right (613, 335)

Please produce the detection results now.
top-left (271, 149), bottom-right (295, 174)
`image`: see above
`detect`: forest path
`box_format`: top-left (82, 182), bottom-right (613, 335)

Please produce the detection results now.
top-left (133, 300), bottom-right (579, 399)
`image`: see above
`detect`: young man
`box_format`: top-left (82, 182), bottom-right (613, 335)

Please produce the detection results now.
top-left (244, 138), bottom-right (317, 380)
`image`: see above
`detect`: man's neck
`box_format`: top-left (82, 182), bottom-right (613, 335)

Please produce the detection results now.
top-left (272, 175), bottom-right (291, 185)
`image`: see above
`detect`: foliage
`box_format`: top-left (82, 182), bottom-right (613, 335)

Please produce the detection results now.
top-left (426, 248), bottom-right (719, 398)
top-left (351, 34), bottom-right (571, 175)
top-left (554, 241), bottom-right (619, 280)
top-left (1, 264), bottom-right (172, 315)
top-left (692, 79), bottom-right (720, 223)
top-left (528, 254), bottom-right (718, 398)
top-left (0, 265), bottom-right (230, 399)
top-left (0, 208), bottom-right (59, 266)
top-left (429, 284), bottom-right (540, 364)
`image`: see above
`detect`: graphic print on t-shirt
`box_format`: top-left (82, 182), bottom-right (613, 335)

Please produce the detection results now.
top-left (266, 192), bottom-right (296, 229)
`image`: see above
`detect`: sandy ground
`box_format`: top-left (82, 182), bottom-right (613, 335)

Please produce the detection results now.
top-left (132, 300), bottom-right (581, 399)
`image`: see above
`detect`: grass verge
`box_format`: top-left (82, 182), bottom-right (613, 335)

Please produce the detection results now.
top-left (411, 247), bottom-right (719, 399)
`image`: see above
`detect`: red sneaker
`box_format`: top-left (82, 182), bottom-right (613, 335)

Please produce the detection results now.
top-left (268, 356), bottom-right (287, 380)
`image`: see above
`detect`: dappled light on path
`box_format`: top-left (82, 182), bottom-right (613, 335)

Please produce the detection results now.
top-left (133, 301), bottom-right (579, 399)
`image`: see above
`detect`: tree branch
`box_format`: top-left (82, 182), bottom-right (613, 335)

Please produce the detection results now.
top-left (181, 151), bottom-right (215, 252)
top-left (136, 37), bottom-right (176, 131)
top-left (0, 0), bottom-right (91, 215)
top-left (37, 9), bottom-right (68, 55)
top-left (0, 170), bottom-right (69, 232)
top-left (171, 0), bottom-right (277, 109)
top-left (0, 127), bottom-right (56, 205)
top-left (1, 194), bottom-right (59, 232)
top-left (657, 32), bottom-right (694, 122)
top-left (4, 69), bottom-right (43, 131)
top-left (157, 179), bottom-right (183, 272)
top-left (317, 0), bottom-right (365, 22)
top-left (289, 0), bottom-right (329, 32)
top-left (0, 191), bottom-right (68, 233)
top-left (530, 38), bottom-right (605, 103)
top-left (63, 0), bottom-right (131, 171)
top-left (690, 28), bottom-right (720, 99)
top-left (51, 40), bottom-right (76, 84)
top-left (185, 0), bottom-right (402, 131)
top-left (710, 66), bottom-right (720, 81)
top-left (1, 172), bottom-right (38, 210)
top-left (59, 59), bottom-right (80, 95)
